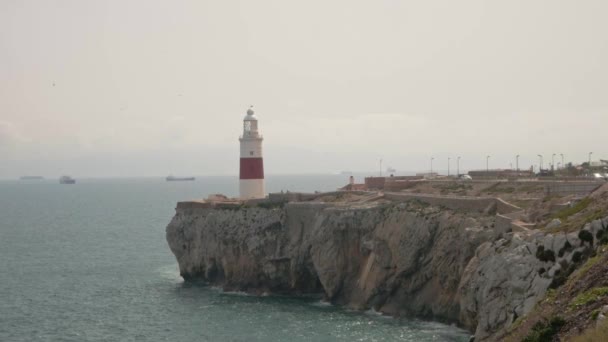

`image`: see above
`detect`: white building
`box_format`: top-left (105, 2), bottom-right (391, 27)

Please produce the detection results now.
top-left (239, 107), bottom-right (265, 199)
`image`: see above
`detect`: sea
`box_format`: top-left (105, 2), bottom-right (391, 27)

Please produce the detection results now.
top-left (0, 175), bottom-right (470, 341)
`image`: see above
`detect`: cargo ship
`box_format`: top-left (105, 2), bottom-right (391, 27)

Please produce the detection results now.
top-left (59, 176), bottom-right (76, 184)
top-left (166, 175), bottom-right (195, 181)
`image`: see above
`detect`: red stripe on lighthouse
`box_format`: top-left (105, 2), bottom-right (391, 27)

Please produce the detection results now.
top-left (240, 158), bottom-right (264, 179)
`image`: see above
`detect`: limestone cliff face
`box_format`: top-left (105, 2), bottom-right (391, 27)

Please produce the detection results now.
top-left (168, 202), bottom-right (496, 324)
top-left (166, 200), bottom-right (585, 339)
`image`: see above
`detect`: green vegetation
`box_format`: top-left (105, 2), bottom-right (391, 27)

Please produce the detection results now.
top-left (510, 315), bottom-right (526, 331)
top-left (558, 240), bottom-right (573, 257)
top-left (519, 185), bottom-right (545, 193)
top-left (550, 263), bottom-right (576, 289)
top-left (410, 199), bottom-right (430, 208)
top-left (545, 289), bottom-right (557, 301)
top-left (522, 316), bottom-right (565, 342)
top-left (432, 182), bottom-right (472, 195)
top-left (569, 287), bottom-right (608, 309)
top-left (543, 194), bottom-right (562, 203)
top-left (535, 246), bottom-right (556, 263)
top-left (483, 183), bottom-right (515, 194)
top-left (571, 317), bottom-right (608, 342)
top-left (554, 198), bottom-right (593, 221)
top-left (551, 247), bottom-right (600, 289)
top-left (584, 210), bottom-right (605, 225)
top-left (567, 254), bottom-right (603, 291)
top-left (597, 230), bottom-right (604, 240)
top-left (579, 230), bottom-right (594, 246)
top-left (572, 251), bottom-right (583, 263)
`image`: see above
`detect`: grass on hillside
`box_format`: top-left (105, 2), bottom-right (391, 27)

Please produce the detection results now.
top-left (569, 287), bottom-right (608, 310)
top-left (570, 317), bottom-right (608, 342)
top-left (482, 183), bottom-right (515, 194)
top-left (544, 197), bottom-right (603, 234)
top-left (554, 198), bottom-right (593, 221)
top-left (568, 255), bottom-right (604, 292)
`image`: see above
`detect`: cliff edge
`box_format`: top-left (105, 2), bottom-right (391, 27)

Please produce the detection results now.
top-left (166, 194), bottom-right (604, 340)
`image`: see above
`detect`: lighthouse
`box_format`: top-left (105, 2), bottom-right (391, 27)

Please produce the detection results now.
top-left (239, 107), bottom-right (265, 199)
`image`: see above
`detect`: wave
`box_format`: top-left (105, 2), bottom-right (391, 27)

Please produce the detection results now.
top-left (157, 264), bottom-right (183, 283)
top-left (310, 300), bottom-right (332, 307)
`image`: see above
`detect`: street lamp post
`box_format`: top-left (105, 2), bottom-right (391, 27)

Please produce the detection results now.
top-left (589, 152), bottom-right (593, 165)
top-left (379, 159), bottom-right (383, 177)
top-left (552, 153), bottom-right (556, 171)
top-left (457, 156), bottom-right (461, 177)
top-left (448, 157), bottom-right (451, 177)
top-left (486, 155), bottom-right (490, 174)
top-left (560, 154), bottom-right (564, 169)
top-left (537, 154), bottom-right (543, 171)
top-left (516, 155), bottom-right (520, 172)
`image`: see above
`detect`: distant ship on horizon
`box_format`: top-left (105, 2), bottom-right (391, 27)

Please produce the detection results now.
top-left (166, 175), bottom-right (195, 181)
top-left (59, 175), bottom-right (76, 184)
top-left (20, 176), bottom-right (44, 180)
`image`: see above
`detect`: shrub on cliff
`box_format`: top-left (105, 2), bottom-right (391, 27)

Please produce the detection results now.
top-left (578, 230), bottom-right (594, 246)
top-left (558, 240), bottom-right (573, 257)
top-left (549, 260), bottom-right (577, 289)
top-left (522, 316), bottom-right (565, 342)
top-left (536, 245), bottom-right (545, 259)
top-left (544, 250), bottom-right (556, 263)
top-left (536, 246), bottom-right (556, 263)
top-left (572, 251), bottom-right (583, 263)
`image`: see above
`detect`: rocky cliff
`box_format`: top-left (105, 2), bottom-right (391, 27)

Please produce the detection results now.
top-left (166, 199), bottom-right (602, 340)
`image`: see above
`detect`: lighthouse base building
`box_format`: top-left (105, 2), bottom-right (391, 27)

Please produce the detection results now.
top-left (239, 107), bottom-right (265, 199)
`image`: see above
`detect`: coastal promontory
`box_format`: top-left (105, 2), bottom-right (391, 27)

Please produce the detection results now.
top-left (167, 183), bottom-right (608, 341)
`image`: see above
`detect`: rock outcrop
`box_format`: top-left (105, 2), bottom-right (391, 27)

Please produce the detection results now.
top-left (458, 217), bottom-right (608, 339)
top-left (166, 199), bottom-right (601, 339)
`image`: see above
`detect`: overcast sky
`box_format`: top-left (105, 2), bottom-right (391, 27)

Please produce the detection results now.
top-left (1, 0), bottom-right (607, 178)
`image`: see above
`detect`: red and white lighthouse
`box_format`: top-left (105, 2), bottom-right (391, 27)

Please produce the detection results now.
top-left (239, 107), bottom-right (265, 199)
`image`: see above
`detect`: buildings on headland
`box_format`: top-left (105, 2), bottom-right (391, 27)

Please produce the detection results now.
top-left (231, 105), bottom-right (605, 199)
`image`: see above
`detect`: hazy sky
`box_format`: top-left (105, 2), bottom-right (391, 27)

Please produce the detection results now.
top-left (1, 0), bottom-right (607, 178)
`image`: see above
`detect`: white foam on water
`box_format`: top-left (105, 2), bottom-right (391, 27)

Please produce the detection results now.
top-left (157, 264), bottom-right (183, 283)
top-left (310, 300), bottom-right (332, 307)
top-left (365, 308), bottom-right (383, 316)
top-left (220, 290), bottom-right (255, 297)
top-left (365, 308), bottom-right (394, 320)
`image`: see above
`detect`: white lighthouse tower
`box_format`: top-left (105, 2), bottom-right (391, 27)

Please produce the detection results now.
top-left (239, 107), bottom-right (265, 199)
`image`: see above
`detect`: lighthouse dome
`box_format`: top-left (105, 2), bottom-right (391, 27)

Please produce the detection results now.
top-left (244, 107), bottom-right (258, 121)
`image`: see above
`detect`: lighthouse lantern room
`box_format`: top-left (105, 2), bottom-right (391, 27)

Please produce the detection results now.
top-left (239, 107), bottom-right (265, 199)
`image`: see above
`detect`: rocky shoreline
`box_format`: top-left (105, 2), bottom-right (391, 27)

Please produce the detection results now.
top-left (166, 193), bottom-right (607, 340)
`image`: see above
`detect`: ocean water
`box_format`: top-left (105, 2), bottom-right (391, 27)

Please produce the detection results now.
top-left (0, 176), bottom-right (470, 341)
